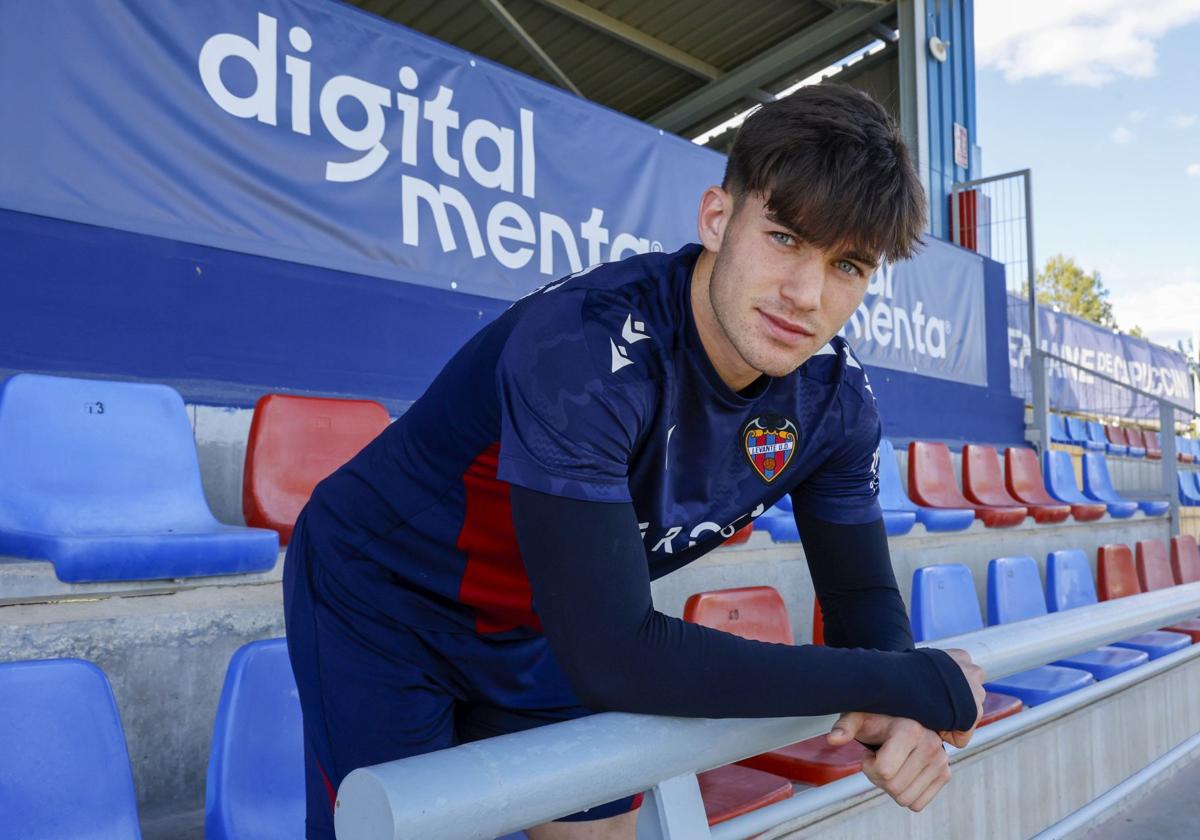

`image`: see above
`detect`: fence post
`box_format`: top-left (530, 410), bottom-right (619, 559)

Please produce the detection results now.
top-left (637, 772), bottom-right (712, 840)
top-left (1024, 170), bottom-right (1049, 455)
top-left (1161, 401), bottom-right (1180, 537)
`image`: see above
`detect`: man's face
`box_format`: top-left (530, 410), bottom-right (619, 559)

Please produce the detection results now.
top-left (702, 190), bottom-right (878, 380)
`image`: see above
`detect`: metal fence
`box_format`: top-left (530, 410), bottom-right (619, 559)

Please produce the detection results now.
top-left (334, 584), bottom-right (1200, 840)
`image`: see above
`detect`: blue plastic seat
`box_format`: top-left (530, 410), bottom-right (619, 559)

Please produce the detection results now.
top-left (0, 373), bottom-right (278, 581)
top-left (987, 555), bottom-right (1146, 680)
top-left (0, 658), bottom-right (142, 839)
top-left (1049, 414), bottom-right (1071, 444)
top-left (877, 439), bottom-right (974, 532)
top-left (757, 502), bottom-right (799, 542)
top-left (1179, 473), bottom-right (1200, 507)
top-left (206, 639), bottom-right (305, 840)
top-left (1046, 549), bottom-right (1190, 661)
top-left (1087, 421), bottom-right (1126, 455)
top-left (1065, 417), bottom-right (1104, 450)
top-left (1081, 452), bottom-right (1166, 517)
top-left (1043, 450), bottom-right (1105, 514)
top-left (911, 563), bottom-right (1094, 706)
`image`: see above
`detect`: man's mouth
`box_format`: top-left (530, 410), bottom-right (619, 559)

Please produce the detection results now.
top-left (758, 309), bottom-right (816, 344)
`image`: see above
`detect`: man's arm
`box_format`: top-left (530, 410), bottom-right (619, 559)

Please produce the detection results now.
top-left (510, 485), bottom-right (978, 731)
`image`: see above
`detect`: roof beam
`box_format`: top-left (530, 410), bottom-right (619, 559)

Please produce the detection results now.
top-left (649, 2), bottom-right (896, 133)
top-left (812, 0), bottom-right (898, 42)
top-left (478, 0), bottom-right (583, 97)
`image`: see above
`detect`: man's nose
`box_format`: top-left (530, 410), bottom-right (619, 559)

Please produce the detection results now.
top-left (780, 261), bottom-right (824, 312)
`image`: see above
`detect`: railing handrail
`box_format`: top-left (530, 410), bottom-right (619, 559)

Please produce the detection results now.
top-left (334, 582), bottom-right (1200, 840)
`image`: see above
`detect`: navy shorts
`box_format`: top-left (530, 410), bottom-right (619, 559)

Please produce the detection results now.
top-left (282, 513), bottom-right (641, 838)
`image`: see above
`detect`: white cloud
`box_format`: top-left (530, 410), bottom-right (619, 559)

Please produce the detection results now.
top-left (1188, 163), bottom-right (1200, 176)
top-left (1171, 113), bottom-right (1199, 128)
top-left (1111, 126), bottom-right (1134, 144)
top-left (1128, 110), bottom-right (1148, 123)
top-left (1110, 273), bottom-right (1200, 346)
top-left (975, 1), bottom-right (1200, 85)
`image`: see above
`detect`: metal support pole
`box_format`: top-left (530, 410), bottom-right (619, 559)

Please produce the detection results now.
top-left (1025, 169), bottom-right (1050, 454)
top-left (1162, 401), bottom-right (1180, 537)
top-left (636, 773), bottom-right (712, 840)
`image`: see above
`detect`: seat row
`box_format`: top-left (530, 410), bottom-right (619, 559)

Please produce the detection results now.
top-left (6, 536), bottom-right (1197, 837)
top-left (1050, 413), bottom-right (1199, 463)
top-left (0, 373), bottom-right (388, 581)
top-left (755, 438), bottom-right (1166, 543)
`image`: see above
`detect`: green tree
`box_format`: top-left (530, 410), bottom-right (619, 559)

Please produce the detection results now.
top-left (1128, 324), bottom-right (1146, 339)
top-left (1036, 254), bottom-right (1116, 328)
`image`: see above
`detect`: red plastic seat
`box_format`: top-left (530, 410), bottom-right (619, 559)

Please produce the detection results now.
top-left (1172, 535), bottom-right (1200, 584)
top-left (964, 445), bottom-right (1067, 524)
top-left (697, 764), bottom-right (793, 826)
top-left (909, 441), bottom-right (1026, 527)
top-left (1137, 539), bottom-right (1200, 643)
top-left (242, 394), bottom-right (390, 544)
top-left (1128, 428), bottom-right (1161, 459)
top-left (1005, 447), bottom-right (1104, 522)
top-left (1106, 425), bottom-right (1129, 447)
top-left (723, 523), bottom-right (753, 546)
top-left (1097, 544), bottom-right (1141, 600)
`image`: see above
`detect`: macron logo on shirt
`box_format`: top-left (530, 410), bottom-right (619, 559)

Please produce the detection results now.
top-left (610, 314), bottom-right (650, 373)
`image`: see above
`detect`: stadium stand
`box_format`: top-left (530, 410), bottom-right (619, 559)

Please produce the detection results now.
top-left (1173, 535), bottom-right (1200, 584)
top-left (0, 373), bottom-right (278, 581)
top-left (1048, 414), bottom-right (1073, 446)
top-left (0, 658), bottom-right (142, 840)
top-left (1081, 453), bottom-right (1168, 517)
top-left (964, 445), bottom-right (1069, 523)
top-left (877, 439), bottom-right (974, 532)
top-left (1128, 428), bottom-right (1162, 460)
top-left (1178, 472), bottom-right (1200, 506)
top-left (987, 555), bottom-right (1147, 680)
top-left (1005, 447), bottom-right (1106, 521)
top-left (242, 394), bottom-right (390, 545)
top-left (205, 639), bottom-right (304, 840)
top-left (1175, 436), bottom-right (1194, 463)
top-left (1135, 540), bottom-right (1200, 643)
top-left (908, 441), bottom-right (1027, 527)
top-left (1065, 417), bottom-right (1104, 451)
top-left (1094, 545), bottom-right (1192, 659)
top-left (911, 564), bottom-right (1095, 706)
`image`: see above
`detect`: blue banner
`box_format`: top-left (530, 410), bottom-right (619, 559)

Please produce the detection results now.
top-left (0, 0), bottom-right (724, 301)
top-left (1007, 296), bottom-right (1194, 418)
top-left (841, 237), bottom-right (988, 387)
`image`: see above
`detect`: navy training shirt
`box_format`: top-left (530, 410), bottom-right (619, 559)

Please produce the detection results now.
top-left (305, 243), bottom-right (882, 637)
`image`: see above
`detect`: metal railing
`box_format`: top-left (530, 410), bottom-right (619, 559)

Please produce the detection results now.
top-left (335, 582), bottom-right (1200, 840)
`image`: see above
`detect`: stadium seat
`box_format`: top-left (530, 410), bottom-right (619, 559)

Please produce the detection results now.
top-left (1005, 447), bottom-right (1104, 521)
top-left (1087, 421), bottom-right (1127, 455)
top-left (1135, 540), bottom-right (1200, 643)
top-left (685, 589), bottom-right (868, 786)
top-left (964, 444), bottom-right (1068, 523)
top-left (756, 503), bottom-right (799, 542)
top-left (1127, 428), bottom-right (1162, 460)
top-left (878, 439), bottom-right (974, 532)
top-left (1106, 426), bottom-right (1145, 457)
top-left (243, 394), bottom-right (390, 545)
top-left (679, 589), bottom-right (796, 817)
top-left (987, 555), bottom-right (1147, 680)
top-left (1175, 436), bottom-right (1195, 464)
top-left (1065, 417), bottom-right (1104, 450)
top-left (206, 639), bottom-right (305, 840)
top-left (1172, 535), bottom-right (1200, 585)
top-left (1095, 544), bottom-right (1191, 659)
top-left (0, 373), bottom-right (278, 581)
top-left (908, 442), bottom-right (1026, 527)
top-left (911, 563), bottom-right (1094, 706)
top-left (0, 658), bottom-right (142, 839)
top-left (1081, 453), bottom-right (1166, 517)
top-left (697, 765), bottom-right (793, 826)
top-left (723, 523), bottom-right (753, 545)
top-left (1178, 472), bottom-right (1200, 507)
top-left (1049, 414), bottom-right (1073, 445)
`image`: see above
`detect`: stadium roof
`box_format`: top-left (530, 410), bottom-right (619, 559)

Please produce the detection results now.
top-left (346, 0), bottom-right (899, 144)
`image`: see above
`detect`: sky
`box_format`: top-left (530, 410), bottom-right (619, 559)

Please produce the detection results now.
top-left (973, 0), bottom-right (1200, 353)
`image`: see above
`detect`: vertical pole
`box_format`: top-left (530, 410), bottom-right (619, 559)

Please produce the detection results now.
top-left (898, 0), bottom-right (931, 234)
top-left (1161, 402), bottom-right (1180, 537)
top-left (636, 773), bottom-right (712, 840)
top-left (1024, 170), bottom-right (1049, 454)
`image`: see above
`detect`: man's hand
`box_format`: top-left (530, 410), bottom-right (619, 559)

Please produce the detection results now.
top-left (937, 648), bottom-right (986, 748)
top-left (827, 712), bottom-right (950, 812)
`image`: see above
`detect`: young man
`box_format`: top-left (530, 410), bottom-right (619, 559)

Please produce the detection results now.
top-left (283, 84), bottom-right (986, 839)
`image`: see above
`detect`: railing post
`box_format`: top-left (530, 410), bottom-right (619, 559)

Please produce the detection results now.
top-left (1161, 401), bottom-right (1180, 537)
top-left (636, 772), bottom-right (712, 840)
top-left (1024, 169), bottom-right (1049, 455)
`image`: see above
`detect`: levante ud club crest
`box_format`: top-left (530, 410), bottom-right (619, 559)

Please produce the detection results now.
top-left (743, 415), bottom-right (799, 483)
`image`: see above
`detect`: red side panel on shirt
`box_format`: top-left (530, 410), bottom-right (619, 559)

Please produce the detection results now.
top-left (456, 442), bottom-right (542, 634)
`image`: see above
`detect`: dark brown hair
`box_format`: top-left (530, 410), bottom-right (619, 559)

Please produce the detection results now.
top-left (722, 84), bottom-right (927, 262)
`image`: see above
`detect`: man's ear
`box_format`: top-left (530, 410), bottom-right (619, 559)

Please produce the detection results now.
top-left (697, 186), bottom-right (733, 253)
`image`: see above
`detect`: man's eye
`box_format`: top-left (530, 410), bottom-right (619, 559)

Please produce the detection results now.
top-left (770, 232), bottom-right (795, 246)
top-left (836, 260), bottom-right (862, 277)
